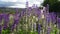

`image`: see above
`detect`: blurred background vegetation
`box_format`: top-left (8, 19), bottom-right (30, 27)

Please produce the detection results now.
top-left (0, 0), bottom-right (60, 16)
top-left (42, 0), bottom-right (60, 18)
top-left (42, 0), bottom-right (60, 13)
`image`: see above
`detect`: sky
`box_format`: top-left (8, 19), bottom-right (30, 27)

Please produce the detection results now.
top-left (0, 0), bottom-right (44, 8)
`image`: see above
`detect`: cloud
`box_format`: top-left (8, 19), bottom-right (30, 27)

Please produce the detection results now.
top-left (0, 2), bottom-right (15, 7)
top-left (8, 4), bottom-right (26, 8)
top-left (0, 0), bottom-right (17, 2)
top-left (0, 0), bottom-right (44, 8)
top-left (0, 0), bottom-right (26, 8)
top-left (0, 1), bottom-right (25, 8)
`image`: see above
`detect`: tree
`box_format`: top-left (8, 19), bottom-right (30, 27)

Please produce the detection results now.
top-left (42, 0), bottom-right (60, 12)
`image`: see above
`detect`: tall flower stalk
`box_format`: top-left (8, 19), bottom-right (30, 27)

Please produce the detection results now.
top-left (3, 13), bottom-right (9, 29)
top-left (0, 25), bottom-right (2, 34)
top-left (57, 17), bottom-right (60, 29)
top-left (0, 13), bottom-right (3, 34)
top-left (47, 26), bottom-right (51, 34)
top-left (38, 23), bottom-right (41, 34)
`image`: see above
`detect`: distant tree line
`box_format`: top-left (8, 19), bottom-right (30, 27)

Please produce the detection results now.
top-left (0, 8), bottom-right (25, 14)
top-left (42, 0), bottom-right (60, 13)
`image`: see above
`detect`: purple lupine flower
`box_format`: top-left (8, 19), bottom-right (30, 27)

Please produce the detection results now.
top-left (34, 8), bottom-right (41, 18)
top-left (0, 14), bottom-right (3, 33)
top-left (12, 9), bottom-right (21, 29)
top-left (3, 13), bottom-right (9, 29)
top-left (11, 14), bottom-right (19, 31)
top-left (57, 18), bottom-right (60, 23)
top-left (14, 14), bottom-right (20, 24)
top-left (37, 9), bottom-right (41, 18)
top-left (15, 8), bottom-right (22, 17)
top-left (27, 7), bottom-right (32, 16)
top-left (26, 1), bottom-right (28, 8)
top-left (0, 13), bottom-right (3, 32)
top-left (11, 23), bottom-right (16, 31)
top-left (11, 21), bottom-right (19, 31)
top-left (20, 11), bottom-right (25, 17)
top-left (22, 9), bottom-right (26, 15)
top-left (15, 8), bottom-right (19, 14)
top-left (47, 27), bottom-right (51, 34)
top-left (38, 24), bottom-right (41, 34)
top-left (32, 4), bottom-right (36, 8)
top-left (28, 7), bottom-right (32, 11)
top-left (50, 12), bottom-right (57, 24)
top-left (46, 13), bottom-right (51, 23)
top-left (14, 19), bottom-right (19, 25)
top-left (37, 9), bottom-right (41, 16)
top-left (0, 25), bottom-right (2, 34)
top-left (10, 14), bottom-right (20, 31)
top-left (57, 18), bottom-right (60, 29)
top-left (0, 13), bottom-right (3, 22)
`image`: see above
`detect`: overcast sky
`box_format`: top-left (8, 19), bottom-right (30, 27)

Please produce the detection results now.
top-left (0, 0), bottom-right (44, 8)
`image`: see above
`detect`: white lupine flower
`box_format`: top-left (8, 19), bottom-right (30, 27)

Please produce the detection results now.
top-left (42, 14), bottom-right (44, 19)
top-left (41, 10), bottom-right (43, 14)
top-left (54, 25), bottom-right (56, 27)
top-left (36, 17), bottom-right (38, 21)
top-left (9, 14), bottom-right (14, 19)
top-left (33, 16), bottom-right (35, 18)
top-left (43, 7), bottom-right (46, 11)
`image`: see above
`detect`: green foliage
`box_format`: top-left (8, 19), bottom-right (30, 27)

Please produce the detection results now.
top-left (50, 27), bottom-right (59, 34)
top-left (42, 0), bottom-right (60, 12)
top-left (2, 29), bottom-right (11, 34)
